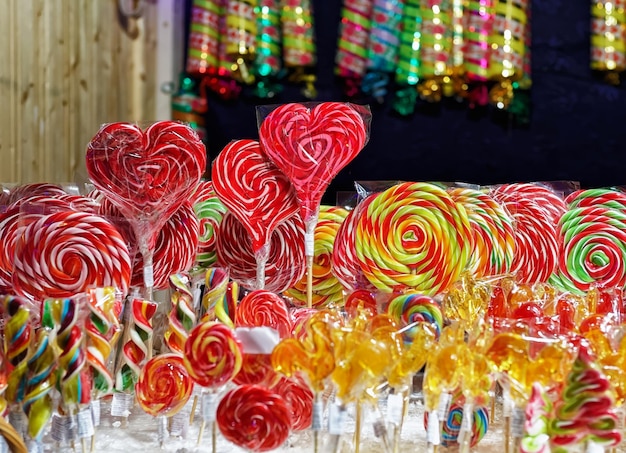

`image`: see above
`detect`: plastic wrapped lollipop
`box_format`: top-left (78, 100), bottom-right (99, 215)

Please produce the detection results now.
top-left (164, 274), bottom-right (197, 355)
top-left (86, 121), bottom-right (206, 300)
top-left (183, 321), bottom-right (243, 449)
top-left (135, 353), bottom-right (194, 447)
top-left (211, 139), bottom-right (299, 290)
top-left (258, 102), bottom-right (370, 308)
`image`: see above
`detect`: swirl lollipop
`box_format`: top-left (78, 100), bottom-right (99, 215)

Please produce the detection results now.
top-left (212, 139), bottom-right (299, 289)
top-left (217, 384), bottom-right (291, 452)
top-left (86, 121), bottom-right (206, 299)
top-left (235, 290), bottom-right (292, 339)
top-left (190, 181), bottom-right (228, 269)
top-left (259, 102), bottom-right (370, 307)
top-left (388, 292), bottom-right (444, 342)
top-left (272, 375), bottom-right (314, 431)
top-left (136, 353), bottom-right (194, 447)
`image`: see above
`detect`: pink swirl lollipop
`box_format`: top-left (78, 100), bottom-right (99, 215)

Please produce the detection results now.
top-left (12, 210), bottom-right (132, 301)
top-left (259, 102), bottom-right (369, 224)
top-left (216, 211), bottom-right (305, 293)
top-left (212, 139), bottom-right (299, 288)
top-left (217, 384), bottom-right (291, 451)
top-left (235, 290), bottom-right (293, 339)
top-left (86, 121), bottom-right (206, 294)
top-left (135, 353), bottom-right (194, 417)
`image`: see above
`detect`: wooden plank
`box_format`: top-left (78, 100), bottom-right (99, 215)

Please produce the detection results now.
top-left (0, 0), bottom-right (16, 183)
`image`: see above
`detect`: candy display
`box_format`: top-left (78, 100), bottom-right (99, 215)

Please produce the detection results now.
top-left (216, 384), bottom-right (291, 451)
top-left (135, 353), bottom-right (194, 418)
top-left (355, 182), bottom-right (472, 294)
top-left (285, 205), bottom-right (349, 307)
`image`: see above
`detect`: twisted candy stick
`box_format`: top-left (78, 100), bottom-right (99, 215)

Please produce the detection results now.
top-left (448, 187), bottom-right (515, 278)
top-left (22, 329), bottom-right (58, 440)
top-left (44, 298), bottom-right (90, 407)
top-left (285, 205), bottom-right (349, 308)
top-left (520, 383), bottom-right (552, 453)
top-left (12, 210), bottom-right (132, 301)
top-left (3, 295), bottom-right (33, 406)
top-left (164, 274), bottom-right (197, 355)
top-left (201, 267), bottom-right (230, 322)
top-left (115, 298), bottom-right (158, 392)
top-left (191, 181), bottom-right (228, 269)
top-left (356, 182), bottom-right (472, 294)
top-left (86, 287), bottom-right (121, 398)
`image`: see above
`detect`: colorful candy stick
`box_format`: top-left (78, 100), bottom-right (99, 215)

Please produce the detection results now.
top-left (335, 0), bottom-right (374, 96)
top-left (3, 296), bottom-right (33, 410)
top-left (281, 0), bottom-right (317, 97)
top-left (253, 0), bottom-right (282, 96)
top-left (186, 0), bottom-right (222, 75)
top-left (418, 0), bottom-right (453, 102)
top-left (164, 275), bottom-right (197, 355)
top-left (591, 0), bottom-right (626, 83)
top-left (201, 267), bottom-right (229, 322)
top-left (225, 0), bottom-right (256, 83)
top-left (22, 329), bottom-right (58, 441)
top-left (115, 297), bottom-right (158, 393)
top-left (393, 0), bottom-right (421, 114)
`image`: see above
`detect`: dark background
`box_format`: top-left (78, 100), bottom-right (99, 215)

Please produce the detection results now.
top-left (186, 0), bottom-right (626, 203)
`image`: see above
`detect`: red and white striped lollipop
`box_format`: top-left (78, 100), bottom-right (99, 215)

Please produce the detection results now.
top-left (216, 211), bottom-right (305, 293)
top-left (212, 139), bottom-right (299, 289)
top-left (235, 290), bottom-right (293, 339)
top-left (12, 210), bottom-right (132, 301)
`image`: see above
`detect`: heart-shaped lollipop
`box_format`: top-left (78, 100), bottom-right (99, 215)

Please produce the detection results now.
top-left (259, 102), bottom-right (369, 224)
top-left (212, 139), bottom-right (298, 253)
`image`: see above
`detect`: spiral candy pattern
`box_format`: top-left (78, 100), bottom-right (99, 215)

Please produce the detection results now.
top-left (12, 210), bottom-right (132, 301)
top-left (3, 295), bottom-right (33, 404)
top-left (164, 274), bottom-right (198, 355)
top-left (135, 353), bottom-right (194, 417)
top-left (565, 188), bottom-right (626, 211)
top-left (191, 181), bottom-right (228, 269)
top-left (217, 211), bottom-right (306, 293)
top-left (355, 182), bottom-right (472, 295)
top-left (217, 384), bottom-right (291, 452)
top-left (183, 321), bottom-right (243, 389)
top-left (272, 376), bottom-right (314, 431)
top-left (441, 394), bottom-right (489, 447)
top-left (86, 287), bottom-right (118, 398)
top-left (448, 187), bottom-right (515, 277)
top-left (235, 290), bottom-right (293, 339)
top-left (387, 292), bottom-right (444, 341)
top-left (286, 205), bottom-right (349, 307)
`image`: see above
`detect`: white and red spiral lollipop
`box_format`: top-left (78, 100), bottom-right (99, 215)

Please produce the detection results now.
top-left (235, 290), bottom-right (292, 339)
top-left (190, 181), bottom-right (228, 269)
top-left (216, 211), bottom-right (305, 293)
top-left (212, 139), bottom-right (299, 289)
top-left (12, 210), bottom-right (132, 302)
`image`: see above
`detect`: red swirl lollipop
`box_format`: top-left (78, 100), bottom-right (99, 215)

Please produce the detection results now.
top-left (212, 139), bottom-right (299, 289)
top-left (235, 290), bottom-right (292, 339)
top-left (216, 211), bottom-right (305, 293)
top-left (12, 210), bottom-right (132, 301)
top-left (217, 384), bottom-right (291, 451)
top-left (135, 353), bottom-right (194, 417)
top-left (86, 121), bottom-right (206, 295)
top-left (183, 321), bottom-right (243, 389)
top-left (234, 353), bottom-right (281, 387)
top-left (6, 183), bottom-right (67, 205)
top-left (271, 375), bottom-right (314, 431)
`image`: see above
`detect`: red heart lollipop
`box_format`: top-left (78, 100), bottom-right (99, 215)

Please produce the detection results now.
top-left (258, 102), bottom-right (369, 224)
top-left (211, 139), bottom-right (298, 254)
top-left (85, 121), bottom-right (206, 248)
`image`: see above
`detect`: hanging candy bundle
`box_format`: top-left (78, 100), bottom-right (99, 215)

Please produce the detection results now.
top-left (590, 0), bottom-right (626, 84)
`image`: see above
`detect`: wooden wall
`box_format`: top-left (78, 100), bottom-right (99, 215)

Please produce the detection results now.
top-left (0, 0), bottom-right (182, 185)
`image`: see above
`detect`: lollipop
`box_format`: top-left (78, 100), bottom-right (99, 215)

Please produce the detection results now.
top-left (259, 102), bottom-right (370, 307)
top-left (387, 292), bottom-right (444, 341)
top-left (216, 211), bottom-right (306, 293)
top-left (164, 274), bottom-right (197, 355)
top-left (272, 375), bottom-right (314, 431)
top-left (12, 210), bottom-right (132, 301)
top-left (235, 290), bottom-right (292, 339)
top-left (355, 182), bottom-right (472, 294)
top-left (490, 183), bottom-right (566, 284)
top-left (86, 121), bottom-right (206, 298)
top-left (448, 187), bottom-right (515, 277)
top-left (191, 181), bottom-right (228, 269)
top-left (183, 321), bottom-right (243, 389)
top-left (5, 183), bottom-right (67, 205)
top-left (217, 384), bottom-right (291, 452)
top-left (233, 353), bottom-right (281, 387)
top-left (520, 383), bottom-right (553, 453)
top-left (201, 267), bottom-right (230, 323)
top-left (3, 295), bottom-right (33, 406)
top-left (130, 201), bottom-right (200, 290)
top-left (135, 353), bottom-right (194, 417)
top-left (285, 205), bottom-right (349, 307)
top-left (211, 139), bottom-right (299, 289)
